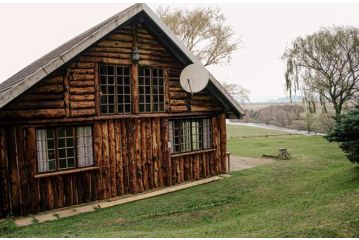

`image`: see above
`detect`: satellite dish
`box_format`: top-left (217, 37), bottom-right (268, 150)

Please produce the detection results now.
top-left (180, 64), bottom-right (209, 94)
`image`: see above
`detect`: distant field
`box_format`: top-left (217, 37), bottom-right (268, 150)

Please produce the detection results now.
top-left (227, 124), bottom-right (289, 139)
top-left (243, 102), bottom-right (304, 111)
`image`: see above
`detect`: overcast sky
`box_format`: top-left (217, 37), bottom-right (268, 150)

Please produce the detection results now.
top-left (1, 3), bottom-right (359, 102)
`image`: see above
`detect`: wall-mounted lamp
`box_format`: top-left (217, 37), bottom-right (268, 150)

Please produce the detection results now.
top-left (132, 47), bottom-right (140, 63)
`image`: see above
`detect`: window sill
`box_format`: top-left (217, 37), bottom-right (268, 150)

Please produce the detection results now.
top-left (34, 166), bottom-right (99, 178)
top-left (170, 148), bottom-right (216, 158)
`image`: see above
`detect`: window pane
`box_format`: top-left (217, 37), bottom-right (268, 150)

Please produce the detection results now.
top-left (100, 65), bottom-right (131, 114)
top-left (77, 126), bottom-right (94, 167)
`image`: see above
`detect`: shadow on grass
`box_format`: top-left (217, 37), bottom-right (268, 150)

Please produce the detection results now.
top-left (348, 165), bottom-right (359, 183)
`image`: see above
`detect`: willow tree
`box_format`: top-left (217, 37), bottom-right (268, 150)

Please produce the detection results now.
top-left (283, 26), bottom-right (359, 116)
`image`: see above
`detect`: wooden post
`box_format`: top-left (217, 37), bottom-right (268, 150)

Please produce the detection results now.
top-left (135, 119), bottom-right (144, 192)
top-left (131, 23), bottom-right (139, 114)
top-left (94, 63), bottom-right (101, 116)
top-left (219, 114), bottom-right (227, 173)
top-left (161, 118), bottom-right (171, 186)
top-left (64, 71), bottom-right (71, 117)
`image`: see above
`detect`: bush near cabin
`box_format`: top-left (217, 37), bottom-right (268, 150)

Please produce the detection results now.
top-left (326, 105), bottom-right (359, 163)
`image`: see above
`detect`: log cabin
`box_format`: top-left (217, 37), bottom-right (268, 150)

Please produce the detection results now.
top-left (0, 3), bottom-right (243, 217)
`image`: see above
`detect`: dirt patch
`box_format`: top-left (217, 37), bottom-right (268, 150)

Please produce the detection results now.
top-left (230, 155), bottom-right (275, 172)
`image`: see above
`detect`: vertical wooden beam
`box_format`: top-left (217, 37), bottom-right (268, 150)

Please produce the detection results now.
top-left (141, 119), bottom-right (148, 191)
top-left (64, 71), bottom-right (71, 118)
top-left (164, 68), bottom-right (170, 112)
top-left (108, 120), bottom-right (117, 197)
top-left (25, 128), bottom-right (40, 213)
top-left (16, 127), bottom-right (29, 216)
top-left (93, 123), bottom-right (104, 200)
top-left (7, 128), bottom-right (21, 215)
top-left (101, 121), bottom-right (111, 198)
top-left (152, 120), bottom-right (159, 188)
top-left (219, 113), bottom-right (227, 173)
top-left (212, 116), bottom-right (221, 174)
top-left (160, 118), bottom-right (171, 186)
top-left (94, 63), bottom-right (101, 116)
top-left (135, 119), bottom-right (144, 192)
top-left (146, 119), bottom-right (154, 189)
top-left (131, 23), bottom-right (139, 114)
top-left (121, 121), bottom-right (130, 194)
top-left (128, 120), bottom-right (137, 193)
top-left (0, 128), bottom-right (10, 217)
top-left (115, 121), bottom-right (124, 195)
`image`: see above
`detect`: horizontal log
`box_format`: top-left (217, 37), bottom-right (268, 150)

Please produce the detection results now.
top-left (170, 92), bottom-right (187, 99)
top-left (107, 33), bottom-right (133, 42)
top-left (69, 87), bottom-right (95, 95)
top-left (191, 106), bottom-right (222, 112)
top-left (13, 93), bottom-right (63, 102)
top-left (88, 47), bottom-right (132, 54)
top-left (170, 106), bottom-right (187, 112)
top-left (69, 62), bottom-right (95, 69)
top-left (84, 52), bottom-right (131, 59)
top-left (169, 81), bottom-right (181, 88)
top-left (69, 68), bottom-right (95, 74)
top-left (71, 74), bottom-right (95, 81)
top-left (96, 40), bottom-right (132, 48)
top-left (71, 109), bottom-right (96, 117)
top-left (70, 94), bottom-right (95, 101)
top-left (169, 86), bottom-right (184, 92)
top-left (0, 109), bottom-right (66, 119)
top-left (137, 44), bottom-right (167, 53)
top-left (78, 56), bottom-right (132, 65)
top-left (69, 80), bottom-right (95, 87)
top-left (138, 60), bottom-right (182, 68)
top-left (45, 76), bottom-right (64, 85)
top-left (191, 95), bottom-right (213, 101)
top-left (70, 101), bottom-right (95, 109)
top-left (169, 99), bottom-right (187, 106)
top-left (5, 100), bottom-right (65, 110)
top-left (34, 84), bottom-right (64, 94)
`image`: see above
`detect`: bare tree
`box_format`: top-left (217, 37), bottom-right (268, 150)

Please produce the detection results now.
top-left (157, 6), bottom-right (241, 66)
top-left (221, 82), bottom-right (250, 104)
top-left (282, 26), bottom-right (359, 117)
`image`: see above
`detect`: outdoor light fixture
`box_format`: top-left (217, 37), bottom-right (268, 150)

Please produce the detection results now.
top-left (132, 47), bottom-right (140, 63)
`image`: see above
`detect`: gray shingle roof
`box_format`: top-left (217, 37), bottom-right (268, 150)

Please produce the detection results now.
top-left (0, 3), bottom-right (243, 117)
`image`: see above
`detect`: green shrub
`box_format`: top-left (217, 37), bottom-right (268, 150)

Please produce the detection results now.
top-left (326, 105), bottom-right (359, 163)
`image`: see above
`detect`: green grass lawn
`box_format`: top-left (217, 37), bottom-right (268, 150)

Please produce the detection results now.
top-left (227, 124), bottom-right (289, 139)
top-left (1, 125), bottom-right (359, 237)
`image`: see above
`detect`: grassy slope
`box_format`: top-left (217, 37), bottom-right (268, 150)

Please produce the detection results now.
top-left (1, 125), bottom-right (359, 237)
top-left (227, 124), bottom-right (289, 138)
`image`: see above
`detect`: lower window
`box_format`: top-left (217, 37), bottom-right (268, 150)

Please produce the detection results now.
top-left (169, 118), bottom-right (212, 154)
top-left (36, 126), bottom-right (94, 173)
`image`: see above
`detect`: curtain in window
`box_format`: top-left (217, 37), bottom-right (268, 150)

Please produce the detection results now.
top-left (36, 129), bottom-right (49, 172)
top-left (169, 121), bottom-right (174, 154)
top-left (181, 120), bottom-right (192, 152)
top-left (77, 126), bottom-right (94, 167)
top-left (203, 119), bottom-right (212, 149)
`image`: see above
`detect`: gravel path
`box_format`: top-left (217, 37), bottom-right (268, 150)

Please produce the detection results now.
top-left (230, 155), bottom-right (275, 171)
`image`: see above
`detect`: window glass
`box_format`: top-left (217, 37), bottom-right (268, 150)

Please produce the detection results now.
top-left (36, 126), bottom-right (94, 173)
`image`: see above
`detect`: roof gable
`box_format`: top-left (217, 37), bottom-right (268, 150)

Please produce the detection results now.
top-left (0, 3), bottom-right (243, 118)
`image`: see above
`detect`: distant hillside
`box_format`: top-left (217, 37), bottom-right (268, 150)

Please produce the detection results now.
top-left (266, 96), bottom-right (302, 103)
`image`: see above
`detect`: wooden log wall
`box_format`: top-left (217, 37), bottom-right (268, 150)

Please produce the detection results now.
top-left (0, 21), bottom-right (225, 121)
top-left (0, 114), bottom-right (227, 217)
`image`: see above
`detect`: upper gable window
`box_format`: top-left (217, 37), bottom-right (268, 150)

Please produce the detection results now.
top-left (139, 67), bottom-right (165, 113)
top-left (99, 65), bottom-right (131, 115)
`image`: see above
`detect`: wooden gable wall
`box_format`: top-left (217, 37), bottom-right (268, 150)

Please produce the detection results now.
top-left (0, 20), bottom-right (223, 121)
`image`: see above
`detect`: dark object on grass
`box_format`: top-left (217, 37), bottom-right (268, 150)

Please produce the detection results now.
top-left (326, 105), bottom-right (359, 163)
